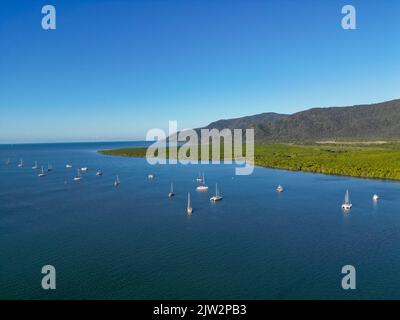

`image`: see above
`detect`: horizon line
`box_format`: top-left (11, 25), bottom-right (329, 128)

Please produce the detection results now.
top-left (0, 139), bottom-right (151, 146)
top-left (2, 97), bottom-right (399, 145)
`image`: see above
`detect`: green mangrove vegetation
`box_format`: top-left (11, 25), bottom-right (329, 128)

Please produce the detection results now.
top-left (99, 142), bottom-right (400, 180)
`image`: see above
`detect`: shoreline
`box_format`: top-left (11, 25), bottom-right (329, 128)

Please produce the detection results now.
top-left (98, 143), bottom-right (400, 182)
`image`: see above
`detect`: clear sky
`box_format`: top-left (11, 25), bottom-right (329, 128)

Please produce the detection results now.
top-left (0, 0), bottom-right (399, 143)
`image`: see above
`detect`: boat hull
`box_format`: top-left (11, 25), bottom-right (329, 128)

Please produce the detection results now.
top-left (196, 186), bottom-right (208, 191)
top-left (341, 204), bottom-right (352, 210)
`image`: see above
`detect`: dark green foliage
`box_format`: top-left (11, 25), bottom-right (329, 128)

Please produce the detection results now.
top-left (99, 142), bottom-right (400, 181)
top-left (253, 143), bottom-right (400, 180)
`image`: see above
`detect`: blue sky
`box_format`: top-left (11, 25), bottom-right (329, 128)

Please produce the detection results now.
top-left (0, 0), bottom-right (399, 143)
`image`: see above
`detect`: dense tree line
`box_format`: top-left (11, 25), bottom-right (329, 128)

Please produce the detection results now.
top-left (99, 142), bottom-right (400, 181)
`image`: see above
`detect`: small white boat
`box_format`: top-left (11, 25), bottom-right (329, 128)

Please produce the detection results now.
top-left (96, 170), bottom-right (103, 176)
top-left (80, 167), bottom-right (89, 172)
top-left (114, 175), bottom-right (120, 187)
top-left (168, 182), bottom-right (175, 198)
top-left (196, 173), bottom-right (208, 191)
top-left (210, 183), bottom-right (223, 202)
top-left (342, 190), bottom-right (352, 210)
top-left (66, 164), bottom-right (72, 168)
top-left (148, 174), bottom-right (155, 180)
top-left (47, 164), bottom-right (53, 172)
top-left (73, 169), bottom-right (82, 181)
top-left (373, 194), bottom-right (380, 201)
top-left (17, 159), bottom-right (24, 168)
top-left (38, 166), bottom-right (46, 177)
top-left (195, 172), bottom-right (203, 182)
top-left (187, 192), bottom-right (193, 215)
top-left (276, 185), bottom-right (284, 193)
top-left (32, 161), bottom-right (38, 169)
top-left (196, 185), bottom-right (208, 191)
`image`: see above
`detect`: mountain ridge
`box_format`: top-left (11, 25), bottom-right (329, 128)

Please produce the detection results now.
top-left (199, 99), bottom-right (400, 142)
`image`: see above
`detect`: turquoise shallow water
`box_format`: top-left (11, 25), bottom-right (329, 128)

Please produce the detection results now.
top-left (1, 142), bottom-right (400, 299)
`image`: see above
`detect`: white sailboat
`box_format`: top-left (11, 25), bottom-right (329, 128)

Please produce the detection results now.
top-left (47, 163), bottom-right (53, 172)
top-left (196, 173), bottom-right (208, 191)
top-left (73, 169), bottom-right (82, 181)
top-left (96, 169), bottom-right (103, 176)
top-left (66, 164), bottom-right (72, 168)
top-left (32, 161), bottom-right (38, 169)
top-left (114, 175), bottom-right (120, 187)
top-left (38, 166), bottom-right (46, 177)
top-left (342, 190), bottom-right (352, 210)
top-left (187, 192), bottom-right (193, 215)
top-left (196, 172), bottom-right (203, 182)
top-left (210, 183), bottom-right (223, 202)
top-left (168, 182), bottom-right (175, 198)
top-left (148, 174), bottom-right (155, 180)
top-left (373, 194), bottom-right (380, 201)
top-left (80, 167), bottom-right (88, 172)
top-left (17, 159), bottom-right (24, 168)
top-left (276, 185), bottom-right (284, 193)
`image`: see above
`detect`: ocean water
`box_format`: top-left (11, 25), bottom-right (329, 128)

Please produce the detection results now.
top-left (1, 142), bottom-right (400, 299)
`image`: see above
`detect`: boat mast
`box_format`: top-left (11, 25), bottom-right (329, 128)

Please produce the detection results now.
top-left (345, 190), bottom-right (350, 204)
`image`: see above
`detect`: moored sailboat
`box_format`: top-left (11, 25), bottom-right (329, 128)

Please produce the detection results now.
top-left (38, 166), bottom-right (46, 177)
top-left (168, 182), bottom-right (175, 198)
top-left (210, 183), bottom-right (223, 202)
top-left (187, 192), bottom-right (193, 215)
top-left (196, 173), bottom-right (208, 191)
top-left (74, 169), bottom-right (82, 181)
top-left (114, 175), bottom-right (120, 187)
top-left (342, 189), bottom-right (352, 210)
top-left (196, 172), bottom-right (203, 182)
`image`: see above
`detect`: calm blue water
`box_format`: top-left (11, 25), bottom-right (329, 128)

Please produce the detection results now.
top-left (1, 142), bottom-right (400, 299)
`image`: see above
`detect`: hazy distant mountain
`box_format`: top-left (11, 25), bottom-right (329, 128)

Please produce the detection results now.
top-left (200, 99), bottom-right (400, 142)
